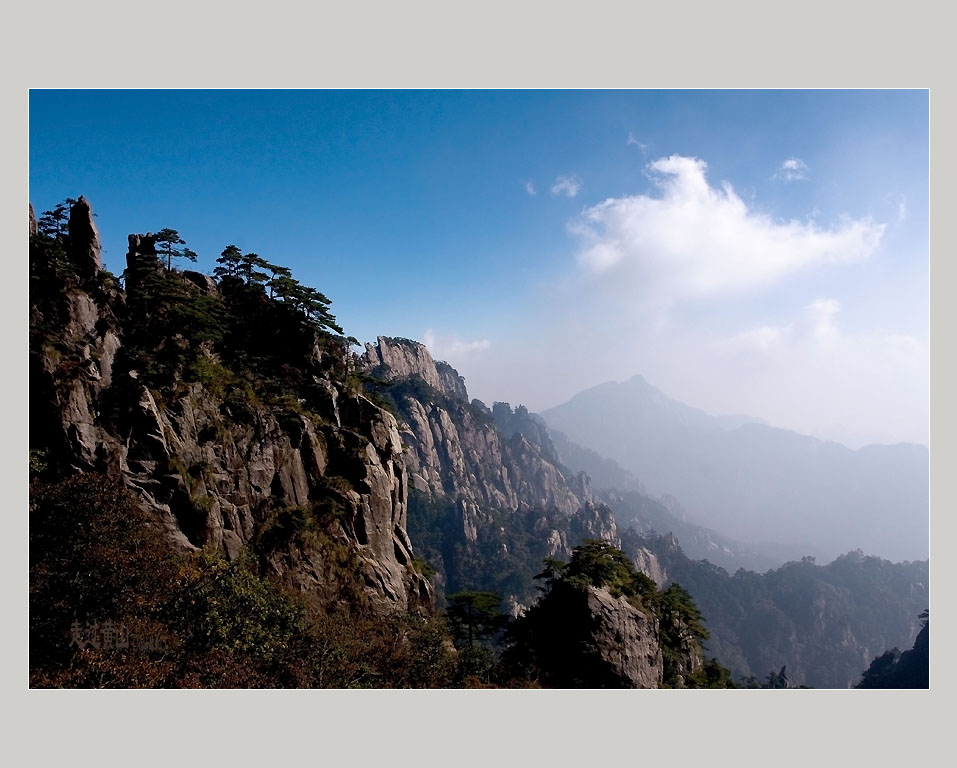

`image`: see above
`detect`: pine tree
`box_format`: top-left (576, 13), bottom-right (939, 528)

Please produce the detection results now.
top-left (154, 228), bottom-right (198, 272)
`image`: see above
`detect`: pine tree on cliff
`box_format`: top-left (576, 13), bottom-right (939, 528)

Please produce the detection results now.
top-left (154, 228), bottom-right (198, 272)
top-left (38, 198), bottom-right (77, 240)
top-left (213, 244), bottom-right (244, 281)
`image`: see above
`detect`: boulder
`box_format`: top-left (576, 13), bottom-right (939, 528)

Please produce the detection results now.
top-left (183, 270), bottom-right (218, 295)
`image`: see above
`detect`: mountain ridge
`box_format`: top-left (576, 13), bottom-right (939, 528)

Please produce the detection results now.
top-left (541, 374), bottom-right (928, 562)
top-left (552, 373), bottom-right (924, 450)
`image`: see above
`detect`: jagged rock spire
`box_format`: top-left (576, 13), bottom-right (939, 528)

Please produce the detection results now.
top-left (67, 196), bottom-right (102, 278)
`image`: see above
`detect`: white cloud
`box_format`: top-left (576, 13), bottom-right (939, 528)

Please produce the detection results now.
top-left (524, 180), bottom-right (536, 196)
top-left (572, 155), bottom-right (884, 305)
top-left (456, 153), bottom-right (924, 447)
top-left (627, 132), bottom-right (648, 154)
top-left (720, 323), bottom-right (790, 354)
top-left (773, 157), bottom-right (809, 182)
top-left (720, 298), bottom-right (841, 356)
top-left (805, 298), bottom-right (841, 344)
top-left (898, 195), bottom-right (908, 223)
top-left (422, 328), bottom-right (491, 360)
top-left (551, 175), bottom-right (582, 198)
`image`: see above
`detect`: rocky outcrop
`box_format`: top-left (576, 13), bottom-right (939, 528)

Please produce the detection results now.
top-left (360, 338), bottom-right (618, 566)
top-left (67, 195), bottom-right (102, 279)
top-left (124, 233), bottom-right (164, 292)
top-left (362, 337), bottom-right (613, 531)
top-left (491, 402), bottom-right (559, 464)
top-left (29, 203), bottom-right (38, 236)
top-left (183, 270), bottom-right (218, 295)
top-left (632, 545), bottom-right (669, 586)
top-left (112, 376), bottom-right (429, 613)
top-left (582, 586), bottom-right (664, 687)
top-left (357, 337), bottom-right (619, 604)
top-left (29, 200), bottom-right (431, 616)
top-left (362, 336), bottom-right (466, 400)
top-left (514, 582), bottom-right (665, 688)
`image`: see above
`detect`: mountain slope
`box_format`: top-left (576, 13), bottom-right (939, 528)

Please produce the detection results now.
top-left (548, 427), bottom-right (784, 571)
top-left (541, 375), bottom-right (928, 562)
top-left (624, 532), bottom-right (928, 688)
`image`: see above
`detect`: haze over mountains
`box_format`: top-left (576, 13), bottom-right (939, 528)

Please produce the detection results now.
top-left (541, 375), bottom-right (928, 564)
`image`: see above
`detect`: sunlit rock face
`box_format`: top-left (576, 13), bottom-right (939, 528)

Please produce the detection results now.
top-left (358, 336), bottom-right (619, 604)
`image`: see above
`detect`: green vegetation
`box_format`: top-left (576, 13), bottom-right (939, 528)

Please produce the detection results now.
top-left (443, 591), bottom-right (508, 685)
top-left (406, 488), bottom-right (602, 605)
top-left (445, 591), bottom-right (507, 649)
top-left (620, 531), bottom-right (929, 688)
top-left (29, 473), bottom-right (460, 688)
top-left (502, 541), bottom-right (734, 688)
top-left (71, 224), bottom-right (353, 411)
top-left (154, 228), bottom-right (197, 272)
top-left (30, 474), bottom-right (722, 688)
top-left (37, 198), bottom-right (77, 240)
top-left (557, 538), bottom-right (658, 600)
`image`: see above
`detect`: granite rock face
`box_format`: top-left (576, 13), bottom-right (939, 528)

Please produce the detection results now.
top-left (363, 336), bottom-right (467, 400)
top-left (631, 532), bottom-right (680, 586)
top-left (359, 337), bottom-right (619, 555)
top-left (112, 376), bottom-right (429, 613)
top-left (583, 585), bottom-right (665, 687)
top-left (29, 200), bottom-right (431, 616)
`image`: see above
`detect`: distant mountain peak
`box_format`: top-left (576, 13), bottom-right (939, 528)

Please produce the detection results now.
top-left (540, 374), bottom-right (928, 563)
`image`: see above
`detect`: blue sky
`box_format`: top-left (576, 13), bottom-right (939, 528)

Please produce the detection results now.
top-left (29, 90), bottom-right (928, 445)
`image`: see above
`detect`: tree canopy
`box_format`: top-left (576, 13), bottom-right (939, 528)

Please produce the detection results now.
top-left (561, 539), bottom-right (658, 599)
top-left (444, 590), bottom-right (507, 650)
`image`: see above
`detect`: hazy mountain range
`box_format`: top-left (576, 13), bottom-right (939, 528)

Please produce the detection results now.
top-left (541, 375), bottom-right (928, 563)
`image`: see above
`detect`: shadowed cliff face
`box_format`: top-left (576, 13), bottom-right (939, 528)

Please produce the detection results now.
top-left (856, 620), bottom-right (929, 689)
top-left (29, 202), bottom-right (431, 616)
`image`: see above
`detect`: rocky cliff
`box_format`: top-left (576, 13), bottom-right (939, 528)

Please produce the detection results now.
top-left (518, 582), bottom-right (666, 688)
top-left (29, 201), bottom-right (431, 616)
top-left (502, 539), bottom-right (712, 688)
top-left (362, 337), bottom-right (598, 520)
top-left (358, 337), bottom-right (618, 603)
